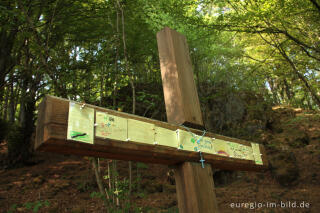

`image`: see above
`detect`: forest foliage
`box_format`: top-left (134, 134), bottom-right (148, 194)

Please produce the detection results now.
top-left (0, 0), bottom-right (319, 164)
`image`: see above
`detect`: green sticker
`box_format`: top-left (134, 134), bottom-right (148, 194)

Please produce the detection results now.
top-left (67, 102), bottom-right (94, 144)
top-left (70, 131), bottom-right (90, 142)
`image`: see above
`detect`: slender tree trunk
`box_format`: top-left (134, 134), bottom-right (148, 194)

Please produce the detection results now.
top-left (8, 70), bottom-right (15, 123)
top-left (306, 94), bottom-right (313, 109)
top-left (3, 86), bottom-right (9, 120)
top-left (0, 86), bottom-right (3, 119)
top-left (267, 78), bottom-right (280, 105)
top-left (0, 29), bottom-right (17, 90)
top-left (113, 6), bottom-right (120, 109)
top-left (10, 86), bottom-right (20, 124)
top-left (309, 0), bottom-right (320, 14)
top-left (17, 76), bottom-right (35, 162)
top-left (112, 160), bottom-right (119, 205)
top-left (278, 45), bottom-right (320, 107)
top-left (117, 0), bottom-right (135, 196)
top-left (0, 26), bottom-right (17, 117)
top-left (91, 158), bottom-right (110, 210)
top-left (100, 67), bottom-right (104, 106)
top-left (283, 79), bottom-right (294, 101)
top-left (9, 35), bottom-right (35, 163)
top-left (93, 67), bottom-right (109, 208)
top-left (108, 160), bottom-right (112, 192)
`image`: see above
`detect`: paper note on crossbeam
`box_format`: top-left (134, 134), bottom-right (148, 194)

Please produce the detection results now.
top-left (177, 129), bottom-right (196, 151)
top-left (227, 142), bottom-right (254, 161)
top-left (213, 139), bottom-right (255, 160)
top-left (198, 137), bottom-right (215, 154)
top-left (154, 127), bottom-right (178, 147)
top-left (127, 119), bottom-right (155, 144)
top-left (95, 111), bottom-right (127, 141)
top-left (212, 139), bottom-right (232, 157)
top-left (176, 129), bottom-right (215, 153)
top-left (251, 143), bottom-right (263, 165)
top-left (67, 102), bottom-right (94, 144)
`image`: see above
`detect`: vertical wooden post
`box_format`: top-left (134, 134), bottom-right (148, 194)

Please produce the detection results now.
top-left (157, 27), bottom-right (219, 213)
top-left (157, 27), bottom-right (203, 129)
top-left (174, 162), bottom-right (219, 212)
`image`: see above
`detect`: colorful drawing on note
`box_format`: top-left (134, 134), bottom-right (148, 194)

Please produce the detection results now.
top-left (212, 139), bottom-right (255, 160)
top-left (213, 139), bottom-right (231, 157)
top-left (95, 111), bottom-right (127, 141)
top-left (176, 129), bottom-right (197, 152)
top-left (227, 142), bottom-right (254, 160)
top-left (197, 137), bottom-right (214, 154)
top-left (67, 102), bottom-right (94, 144)
top-left (217, 150), bottom-right (229, 157)
top-left (176, 130), bottom-right (214, 154)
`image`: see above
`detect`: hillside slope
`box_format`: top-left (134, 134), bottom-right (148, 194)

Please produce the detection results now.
top-left (0, 107), bottom-right (319, 212)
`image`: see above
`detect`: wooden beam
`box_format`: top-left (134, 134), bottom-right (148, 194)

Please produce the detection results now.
top-left (157, 27), bottom-right (236, 213)
top-left (35, 95), bottom-right (268, 171)
top-left (157, 27), bottom-right (204, 129)
top-left (174, 162), bottom-right (219, 213)
top-left (158, 27), bottom-right (216, 213)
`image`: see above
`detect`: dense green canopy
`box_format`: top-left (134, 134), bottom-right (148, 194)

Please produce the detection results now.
top-left (1, 0), bottom-right (319, 113)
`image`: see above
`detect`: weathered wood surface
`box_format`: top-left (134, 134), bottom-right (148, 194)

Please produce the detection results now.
top-left (35, 95), bottom-right (268, 171)
top-left (157, 27), bottom-right (219, 213)
top-left (174, 162), bottom-right (219, 213)
top-left (157, 27), bottom-right (203, 129)
top-left (158, 27), bottom-right (220, 212)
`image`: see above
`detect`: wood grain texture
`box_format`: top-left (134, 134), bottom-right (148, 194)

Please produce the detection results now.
top-left (34, 95), bottom-right (268, 171)
top-left (157, 27), bottom-right (203, 128)
top-left (174, 162), bottom-right (219, 213)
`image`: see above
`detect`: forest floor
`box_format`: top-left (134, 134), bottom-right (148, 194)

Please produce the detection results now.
top-left (0, 106), bottom-right (319, 213)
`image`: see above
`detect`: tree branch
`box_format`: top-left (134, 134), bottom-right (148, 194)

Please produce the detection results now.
top-left (204, 24), bottom-right (320, 53)
top-left (309, 0), bottom-right (320, 14)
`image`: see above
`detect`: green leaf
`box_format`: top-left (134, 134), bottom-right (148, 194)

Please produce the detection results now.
top-left (24, 202), bottom-right (33, 209)
top-left (137, 162), bottom-right (148, 169)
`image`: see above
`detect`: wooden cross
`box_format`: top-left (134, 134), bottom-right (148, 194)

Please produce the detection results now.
top-left (35, 27), bottom-right (267, 213)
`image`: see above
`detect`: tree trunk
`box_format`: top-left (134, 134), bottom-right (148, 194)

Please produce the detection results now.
top-left (309, 0), bottom-right (320, 14)
top-left (91, 157), bottom-right (110, 209)
top-left (8, 70), bottom-right (15, 123)
top-left (283, 79), bottom-right (293, 101)
top-left (0, 29), bottom-right (17, 90)
top-left (0, 86), bottom-right (3, 119)
top-left (16, 87), bottom-right (35, 162)
top-left (278, 45), bottom-right (320, 107)
top-left (267, 78), bottom-right (280, 104)
top-left (118, 0), bottom-right (135, 196)
top-left (3, 86), bottom-right (9, 120)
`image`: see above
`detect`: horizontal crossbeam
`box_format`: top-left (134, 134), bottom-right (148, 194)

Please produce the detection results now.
top-left (35, 95), bottom-right (268, 171)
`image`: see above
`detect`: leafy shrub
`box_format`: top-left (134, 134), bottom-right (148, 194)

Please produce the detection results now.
top-left (7, 204), bottom-right (17, 213)
top-left (24, 200), bottom-right (50, 213)
top-left (136, 162), bottom-right (148, 169)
